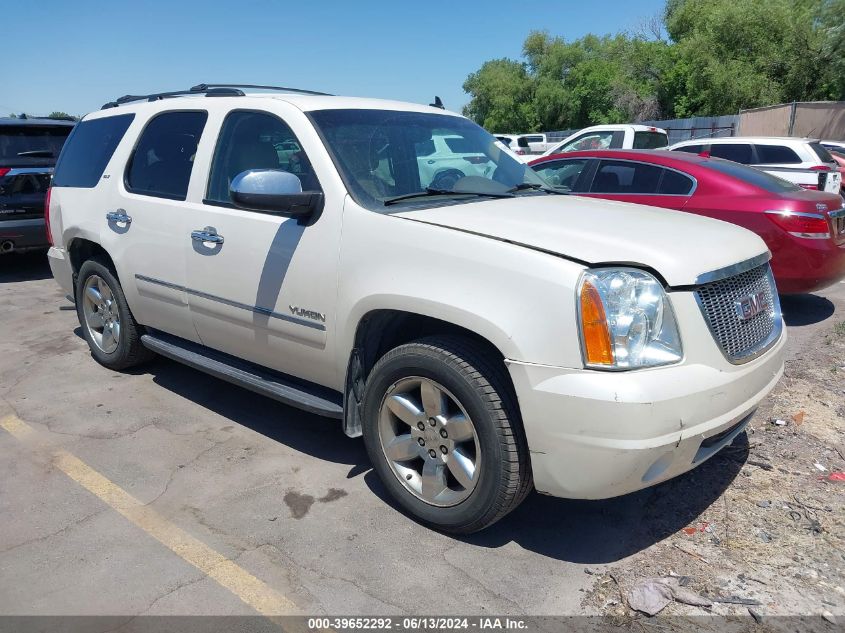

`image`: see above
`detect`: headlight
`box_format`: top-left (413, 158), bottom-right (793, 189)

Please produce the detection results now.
top-left (577, 268), bottom-right (682, 370)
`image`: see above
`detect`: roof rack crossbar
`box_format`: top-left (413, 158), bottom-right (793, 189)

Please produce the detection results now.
top-left (190, 83), bottom-right (333, 96)
top-left (102, 83), bottom-right (330, 109)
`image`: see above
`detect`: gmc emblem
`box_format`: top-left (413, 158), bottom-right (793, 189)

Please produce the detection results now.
top-left (735, 292), bottom-right (768, 321)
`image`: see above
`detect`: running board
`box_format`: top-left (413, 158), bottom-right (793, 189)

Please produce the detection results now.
top-left (140, 333), bottom-right (343, 419)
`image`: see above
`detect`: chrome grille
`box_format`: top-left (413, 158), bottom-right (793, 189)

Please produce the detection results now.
top-left (695, 263), bottom-right (781, 363)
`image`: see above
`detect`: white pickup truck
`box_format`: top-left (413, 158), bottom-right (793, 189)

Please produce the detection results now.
top-left (523, 124), bottom-right (669, 162)
top-left (47, 84), bottom-right (784, 533)
top-left (669, 137), bottom-right (842, 195)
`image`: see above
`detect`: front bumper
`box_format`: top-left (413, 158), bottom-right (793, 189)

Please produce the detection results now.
top-left (508, 327), bottom-right (785, 500)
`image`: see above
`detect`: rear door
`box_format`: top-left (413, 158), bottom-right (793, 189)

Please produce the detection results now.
top-left (99, 109), bottom-right (209, 343)
top-left (579, 159), bottom-right (694, 210)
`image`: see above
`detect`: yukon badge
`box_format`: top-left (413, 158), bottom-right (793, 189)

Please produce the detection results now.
top-left (816, 203), bottom-right (827, 212)
top-left (735, 292), bottom-right (768, 321)
top-left (289, 305), bottom-right (326, 322)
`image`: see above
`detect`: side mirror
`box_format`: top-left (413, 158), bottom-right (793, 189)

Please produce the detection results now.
top-left (229, 169), bottom-right (323, 217)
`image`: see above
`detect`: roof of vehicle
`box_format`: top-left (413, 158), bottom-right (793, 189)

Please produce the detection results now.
top-left (670, 136), bottom-right (821, 146)
top-left (85, 92), bottom-right (462, 122)
top-left (573, 124), bottom-right (666, 133)
top-left (0, 117), bottom-right (76, 127)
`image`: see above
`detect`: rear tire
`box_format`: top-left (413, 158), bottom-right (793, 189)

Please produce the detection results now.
top-left (75, 258), bottom-right (154, 370)
top-left (361, 335), bottom-right (532, 533)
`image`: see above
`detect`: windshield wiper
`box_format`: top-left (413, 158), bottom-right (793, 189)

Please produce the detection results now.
top-left (383, 187), bottom-right (515, 206)
top-left (508, 182), bottom-right (567, 195)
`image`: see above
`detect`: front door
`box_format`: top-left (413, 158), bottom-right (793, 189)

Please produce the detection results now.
top-left (182, 108), bottom-right (342, 388)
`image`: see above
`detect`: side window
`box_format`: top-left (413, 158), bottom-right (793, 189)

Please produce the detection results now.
top-left (709, 143), bottom-right (752, 164)
top-left (533, 159), bottom-right (589, 191)
top-left (672, 144), bottom-right (703, 154)
top-left (755, 144), bottom-right (802, 164)
top-left (53, 114), bottom-right (134, 188)
top-left (126, 111), bottom-right (207, 200)
top-left (559, 131), bottom-right (615, 152)
top-left (658, 169), bottom-right (695, 195)
top-left (206, 110), bottom-right (321, 205)
top-left (591, 160), bottom-right (662, 194)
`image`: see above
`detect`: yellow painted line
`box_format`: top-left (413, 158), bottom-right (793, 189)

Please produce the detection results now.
top-left (0, 414), bottom-right (299, 619)
top-left (0, 414), bottom-right (34, 440)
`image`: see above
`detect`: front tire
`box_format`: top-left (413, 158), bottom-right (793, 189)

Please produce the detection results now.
top-left (75, 258), bottom-right (154, 370)
top-left (362, 336), bottom-right (532, 533)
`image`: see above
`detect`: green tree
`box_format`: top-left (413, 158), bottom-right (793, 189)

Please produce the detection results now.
top-left (462, 59), bottom-right (538, 132)
top-left (48, 112), bottom-right (78, 121)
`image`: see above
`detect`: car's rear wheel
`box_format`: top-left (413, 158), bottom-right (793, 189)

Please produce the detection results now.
top-left (75, 258), bottom-right (154, 370)
top-left (361, 336), bottom-right (532, 533)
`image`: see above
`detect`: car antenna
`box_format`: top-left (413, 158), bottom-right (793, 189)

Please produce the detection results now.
top-left (429, 96), bottom-right (445, 110)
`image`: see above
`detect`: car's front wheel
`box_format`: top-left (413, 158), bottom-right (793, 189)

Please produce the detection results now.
top-left (361, 336), bottom-right (532, 533)
top-left (75, 258), bottom-right (154, 370)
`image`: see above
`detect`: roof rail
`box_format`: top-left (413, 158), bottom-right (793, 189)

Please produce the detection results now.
top-left (101, 83), bottom-right (332, 109)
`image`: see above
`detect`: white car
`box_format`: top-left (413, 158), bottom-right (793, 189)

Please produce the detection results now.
top-left (47, 84), bottom-right (785, 533)
top-left (669, 136), bottom-right (842, 195)
top-left (532, 124), bottom-right (669, 162)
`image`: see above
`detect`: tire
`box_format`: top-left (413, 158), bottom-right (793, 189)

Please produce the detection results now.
top-left (75, 258), bottom-right (154, 370)
top-left (361, 335), bottom-right (532, 533)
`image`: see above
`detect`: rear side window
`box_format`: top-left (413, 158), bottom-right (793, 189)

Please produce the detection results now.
top-left (443, 136), bottom-right (476, 153)
top-left (809, 142), bottom-right (835, 164)
top-left (126, 111), bottom-right (208, 200)
top-left (672, 144), bottom-right (703, 155)
top-left (755, 144), bottom-right (801, 164)
top-left (709, 143), bottom-right (753, 164)
top-left (591, 160), bottom-right (662, 194)
top-left (53, 115), bottom-right (133, 188)
top-left (658, 169), bottom-right (695, 194)
top-left (633, 131), bottom-right (668, 149)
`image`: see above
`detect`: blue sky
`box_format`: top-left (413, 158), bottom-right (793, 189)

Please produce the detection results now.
top-left (4, 0), bottom-right (665, 118)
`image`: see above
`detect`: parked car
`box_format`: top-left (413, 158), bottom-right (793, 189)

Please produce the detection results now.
top-left (529, 124), bottom-right (668, 162)
top-left (530, 149), bottom-right (845, 294)
top-left (416, 133), bottom-right (495, 189)
top-left (668, 137), bottom-right (842, 195)
top-left (0, 117), bottom-right (75, 254)
top-left (821, 140), bottom-right (845, 154)
top-left (494, 134), bottom-right (530, 156)
top-left (47, 84), bottom-right (784, 533)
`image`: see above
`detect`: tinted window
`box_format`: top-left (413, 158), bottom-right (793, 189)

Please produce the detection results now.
top-left (0, 125), bottom-right (73, 167)
top-left (207, 110), bottom-right (320, 205)
top-left (633, 131), bottom-right (668, 149)
top-left (126, 111), bottom-right (207, 200)
top-left (809, 142), bottom-right (834, 164)
top-left (523, 135), bottom-right (544, 143)
top-left (755, 144), bottom-right (801, 164)
top-left (591, 160), bottom-right (662, 194)
top-left (53, 115), bottom-right (133, 188)
top-left (709, 143), bottom-right (753, 164)
top-left (443, 136), bottom-right (476, 153)
top-left (703, 157), bottom-right (801, 193)
top-left (532, 159), bottom-right (589, 191)
top-left (673, 144), bottom-right (703, 154)
top-left (658, 169), bottom-right (694, 194)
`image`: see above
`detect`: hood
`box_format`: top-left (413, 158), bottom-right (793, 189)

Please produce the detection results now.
top-left (394, 195), bottom-right (769, 287)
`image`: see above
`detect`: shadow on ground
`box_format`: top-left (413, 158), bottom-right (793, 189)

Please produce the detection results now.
top-left (0, 250), bottom-right (51, 283)
top-left (135, 353), bottom-right (746, 565)
top-left (780, 293), bottom-right (835, 326)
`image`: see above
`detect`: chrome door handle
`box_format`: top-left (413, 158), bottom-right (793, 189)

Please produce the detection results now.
top-left (191, 227), bottom-right (224, 244)
top-left (106, 209), bottom-right (132, 225)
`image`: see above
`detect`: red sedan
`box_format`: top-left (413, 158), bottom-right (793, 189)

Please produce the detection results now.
top-left (529, 149), bottom-right (845, 294)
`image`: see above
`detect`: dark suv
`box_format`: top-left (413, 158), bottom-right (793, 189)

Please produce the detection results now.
top-left (0, 117), bottom-right (75, 254)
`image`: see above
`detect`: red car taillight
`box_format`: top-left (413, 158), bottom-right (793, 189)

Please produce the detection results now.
top-left (0, 168), bottom-right (10, 178)
top-left (765, 210), bottom-right (830, 239)
top-left (44, 187), bottom-right (53, 246)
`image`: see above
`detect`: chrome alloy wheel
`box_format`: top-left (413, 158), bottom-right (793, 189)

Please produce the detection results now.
top-left (378, 376), bottom-right (481, 507)
top-left (81, 275), bottom-right (120, 354)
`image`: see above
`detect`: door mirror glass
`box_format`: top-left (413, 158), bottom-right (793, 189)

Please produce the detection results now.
top-left (229, 169), bottom-right (322, 217)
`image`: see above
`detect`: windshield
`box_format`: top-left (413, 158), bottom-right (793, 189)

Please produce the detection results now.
top-left (309, 109), bottom-right (548, 211)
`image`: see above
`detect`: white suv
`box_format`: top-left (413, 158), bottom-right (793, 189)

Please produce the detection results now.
top-left (669, 136), bottom-right (842, 195)
top-left (47, 84), bottom-right (785, 533)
